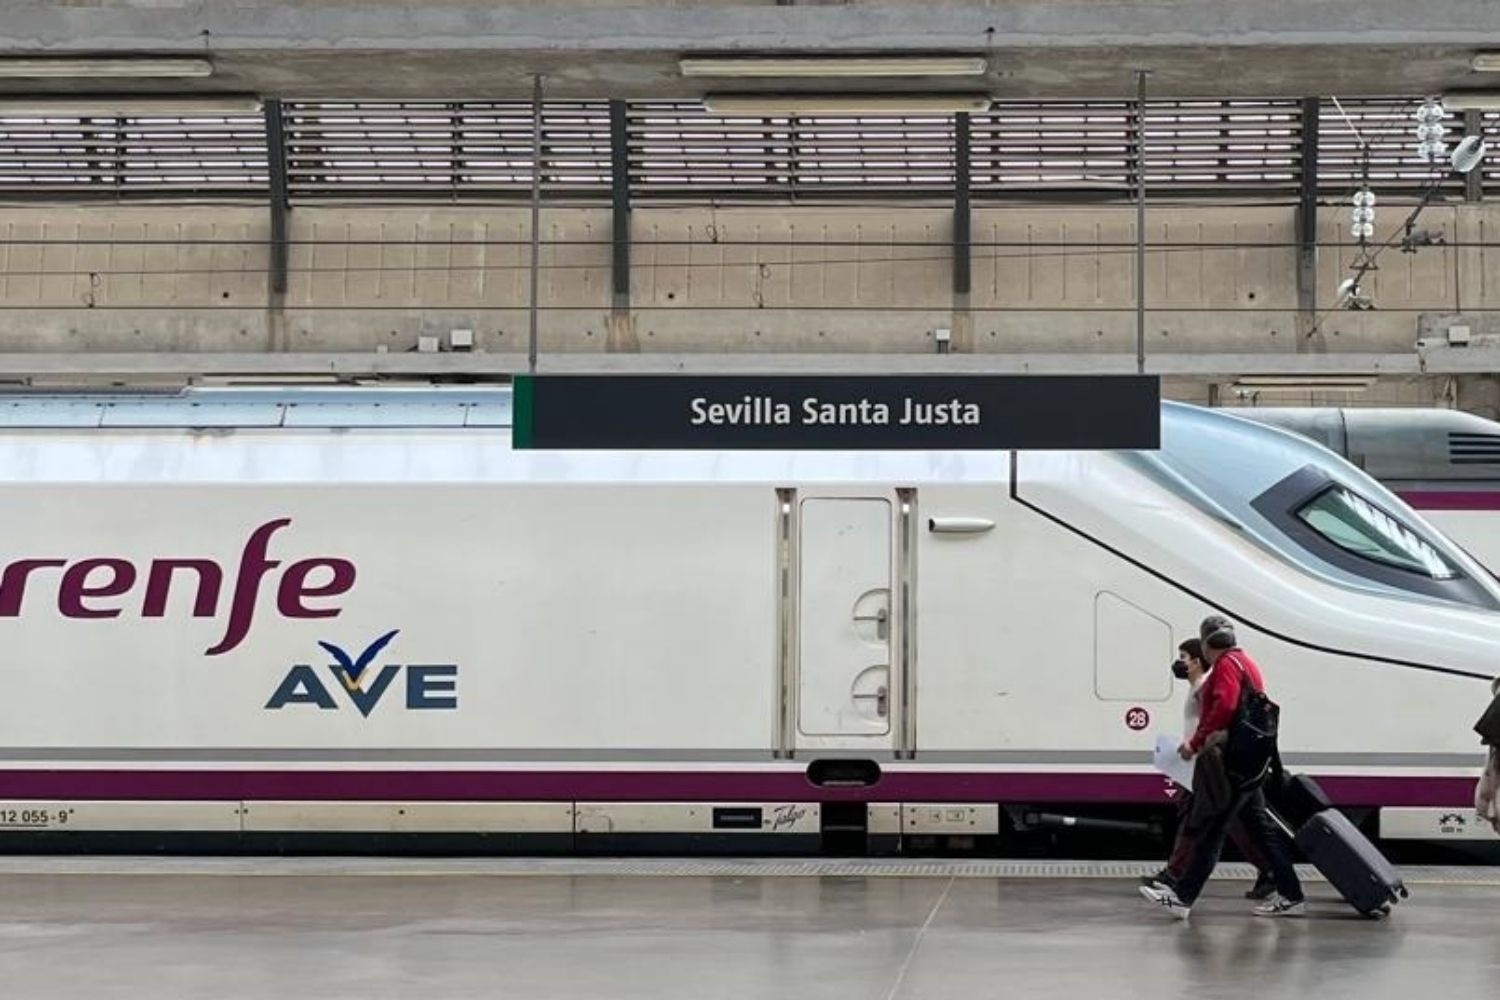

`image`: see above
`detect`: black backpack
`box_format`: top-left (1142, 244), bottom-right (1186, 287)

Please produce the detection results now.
top-left (1476, 689), bottom-right (1500, 746)
top-left (1221, 651), bottom-right (1280, 787)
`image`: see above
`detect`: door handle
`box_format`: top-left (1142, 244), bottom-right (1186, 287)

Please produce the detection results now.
top-left (928, 517), bottom-right (995, 534)
top-left (853, 606), bottom-right (889, 640)
top-left (853, 684), bottom-right (889, 718)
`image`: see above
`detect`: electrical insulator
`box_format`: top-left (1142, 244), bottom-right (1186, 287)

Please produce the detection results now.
top-left (1350, 188), bottom-right (1377, 238)
top-left (1415, 99), bottom-right (1450, 163)
top-left (1415, 99), bottom-right (1448, 124)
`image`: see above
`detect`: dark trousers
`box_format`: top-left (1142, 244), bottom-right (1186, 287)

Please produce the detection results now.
top-left (1166, 792), bottom-right (1271, 878)
top-left (1173, 787), bottom-right (1303, 906)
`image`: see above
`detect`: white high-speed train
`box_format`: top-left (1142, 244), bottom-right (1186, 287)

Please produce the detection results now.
top-left (0, 390), bottom-right (1494, 852)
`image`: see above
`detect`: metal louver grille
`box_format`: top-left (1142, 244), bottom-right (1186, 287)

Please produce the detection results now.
top-left (1141, 100), bottom-right (1300, 188)
top-left (628, 101), bottom-right (955, 196)
top-left (1448, 432), bottom-right (1500, 464)
top-left (283, 101), bottom-right (611, 198)
top-left (1483, 112), bottom-right (1500, 189)
top-left (972, 101), bottom-right (1133, 190)
top-left (628, 102), bottom-right (791, 193)
top-left (971, 100), bottom-right (1301, 193)
top-left (0, 96), bottom-right (1482, 201)
top-left (1319, 98), bottom-right (1464, 192)
top-left (0, 113), bottom-right (267, 196)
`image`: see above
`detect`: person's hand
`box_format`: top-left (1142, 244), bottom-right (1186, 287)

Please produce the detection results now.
top-left (1177, 742), bottom-right (1194, 760)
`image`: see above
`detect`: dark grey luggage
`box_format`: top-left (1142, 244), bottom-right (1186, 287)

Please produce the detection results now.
top-left (1271, 772), bottom-right (1333, 829)
top-left (1294, 809), bottom-right (1408, 917)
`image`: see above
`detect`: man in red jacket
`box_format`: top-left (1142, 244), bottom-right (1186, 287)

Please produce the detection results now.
top-left (1139, 637), bottom-right (1276, 901)
top-left (1139, 615), bottom-right (1305, 920)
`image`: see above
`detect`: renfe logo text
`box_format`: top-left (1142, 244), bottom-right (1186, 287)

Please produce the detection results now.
top-left (0, 518), bottom-right (354, 656)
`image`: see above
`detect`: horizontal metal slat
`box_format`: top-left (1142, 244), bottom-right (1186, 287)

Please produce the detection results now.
top-left (972, 98), bottom-right (1302, 191)
top-left (628, 99), bottom-right (954, 191)
top-left (0, 112), bottom-right (268, 192)
top-left (0, 95), bottom-right (1479, 199)
top-left (1319, 97), bottom-right (1464, 190)
top-left (282, 100), bottom-right (609, 197)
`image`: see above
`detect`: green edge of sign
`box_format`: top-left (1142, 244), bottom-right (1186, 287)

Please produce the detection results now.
top-left (511, 374), bottom-right (534, 449)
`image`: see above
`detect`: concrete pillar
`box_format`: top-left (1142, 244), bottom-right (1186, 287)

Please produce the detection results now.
top-left (607, 99), bottom-right (639, 352)
top-left (950, 112), bottom-right (973, 352)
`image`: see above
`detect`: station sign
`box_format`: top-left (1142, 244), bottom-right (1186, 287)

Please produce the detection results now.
top-left (511, 374), bottom-right (1160, 450)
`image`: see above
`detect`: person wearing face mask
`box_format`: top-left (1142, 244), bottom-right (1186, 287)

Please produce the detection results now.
top-left (1139, 616), bottom-right (1305, 919)
top-left (1475, 676), bottom-right (1500, 835)
top-left (1139, 638), bottom-right (1275, 900)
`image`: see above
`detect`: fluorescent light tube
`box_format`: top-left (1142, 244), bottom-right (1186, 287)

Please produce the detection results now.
top-left (682, 56), bottom-right (986, 78)
top-left (1441, 91), bottom-right (1500, 111)
top-left (1232, 376), bottom-right (1375, 391)
top-left (0, 58), bottom-right (214, 79)
top-left (1471, 53), bottom-right (1500, 72)
top-left (0, 95), bottom-right (261, 115)
top-left (703, 93), bottom-right (990, 115)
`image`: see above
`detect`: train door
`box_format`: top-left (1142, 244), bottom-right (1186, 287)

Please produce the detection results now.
top-left (791, 494), bottom-right (905, 753)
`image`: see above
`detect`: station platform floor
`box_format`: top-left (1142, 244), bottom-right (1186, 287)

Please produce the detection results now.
top-left (1, 857), bottom-right (1497, 999)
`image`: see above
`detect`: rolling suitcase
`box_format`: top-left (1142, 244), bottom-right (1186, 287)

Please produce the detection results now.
top-left (1271, 772), bottom-right (1333, 830)
top-left (1294, 809), bottom-right (1408, 917)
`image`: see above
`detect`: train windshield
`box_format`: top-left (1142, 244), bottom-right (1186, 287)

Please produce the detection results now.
top-left (1150, 403), bottom-right (1500, 610)
top-left (1296, 486), bottom-right (1459, 580)
top-left (1249, 463), bottom-right (1497, 609)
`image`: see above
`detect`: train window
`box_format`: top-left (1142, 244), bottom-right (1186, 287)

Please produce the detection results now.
top-left (1251, 464), bottom-right (1499, 610)
top-left (1296, 487), bottom-right (1458, 580)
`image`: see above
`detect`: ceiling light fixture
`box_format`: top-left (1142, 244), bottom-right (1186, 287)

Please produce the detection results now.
top-left (1231, 376), bottom-right (1376, 393)
top-left (0, 95), bottom-right (261, 115)
top-left (702, 93), bottom-right (991, 116)
top-left (1440, 91), bottom-right (1500, 111)
top-left (681, 56), bottom-right (986, 78)
top-left (1471, 53), bottom-right (1500, 72)
top-left (0, 57), bottom-right (214, 79)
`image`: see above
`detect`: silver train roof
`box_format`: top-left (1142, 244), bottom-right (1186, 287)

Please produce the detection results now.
top-left (0, 389), bottom-right (1493, 485)
top-left (1234, 406), bottom-right (1500, 482)
top-left (3, 388), bottom-right (1492, 604)
top-left (0, 390), bottom-right (1312, 446)
top-left (0, 388), bottom-right (514, 429)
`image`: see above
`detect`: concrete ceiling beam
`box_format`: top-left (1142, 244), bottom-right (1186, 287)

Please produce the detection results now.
top-left (0, 2), bottom-right (1498, 99)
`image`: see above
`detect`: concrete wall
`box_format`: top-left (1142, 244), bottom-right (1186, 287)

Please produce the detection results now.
top-left (3, 2), bottom-right (1499, 99)
top-left (0, 201), bottom-right (1484, 358)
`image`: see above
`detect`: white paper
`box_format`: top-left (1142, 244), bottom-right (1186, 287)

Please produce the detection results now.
top-left (1153, 732), bottom-right (1195, 791)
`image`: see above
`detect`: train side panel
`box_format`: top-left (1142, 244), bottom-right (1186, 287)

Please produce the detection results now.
top-left (916, 482), bottom-right (1193, 754)
top-left (0, 483), bottom-right (780, 752)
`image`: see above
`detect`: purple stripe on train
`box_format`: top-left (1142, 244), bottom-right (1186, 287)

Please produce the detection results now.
top-left (1399, 490), bottom-right (1500, 512)
top-left (0, 769), bottom-right (1476, 808)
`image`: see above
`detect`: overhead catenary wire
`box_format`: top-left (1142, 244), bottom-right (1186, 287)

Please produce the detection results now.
top-left (0, 304), bottom-right (1489, 314)
top-left (0, 237), bottom-right (1493, 250)
top-left (0, 239), bottom-right (1487, 280)
top-left (1302, 168), bottom-right (1454, 340)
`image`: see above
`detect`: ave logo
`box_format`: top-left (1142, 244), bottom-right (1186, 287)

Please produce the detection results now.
top-left (265, 629), bottom-right (458, 717)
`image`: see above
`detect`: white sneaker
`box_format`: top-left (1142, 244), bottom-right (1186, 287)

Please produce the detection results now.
top-left (1252, 894), bottom-right (1307, 918)
top-left (1138, 883), bottom-right (1191, 920)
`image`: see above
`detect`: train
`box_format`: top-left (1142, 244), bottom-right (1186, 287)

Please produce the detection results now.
top-left (1236, 407), bottom-right (1500, 575)
top-left (0, 388), bottom-right (1495, 853)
